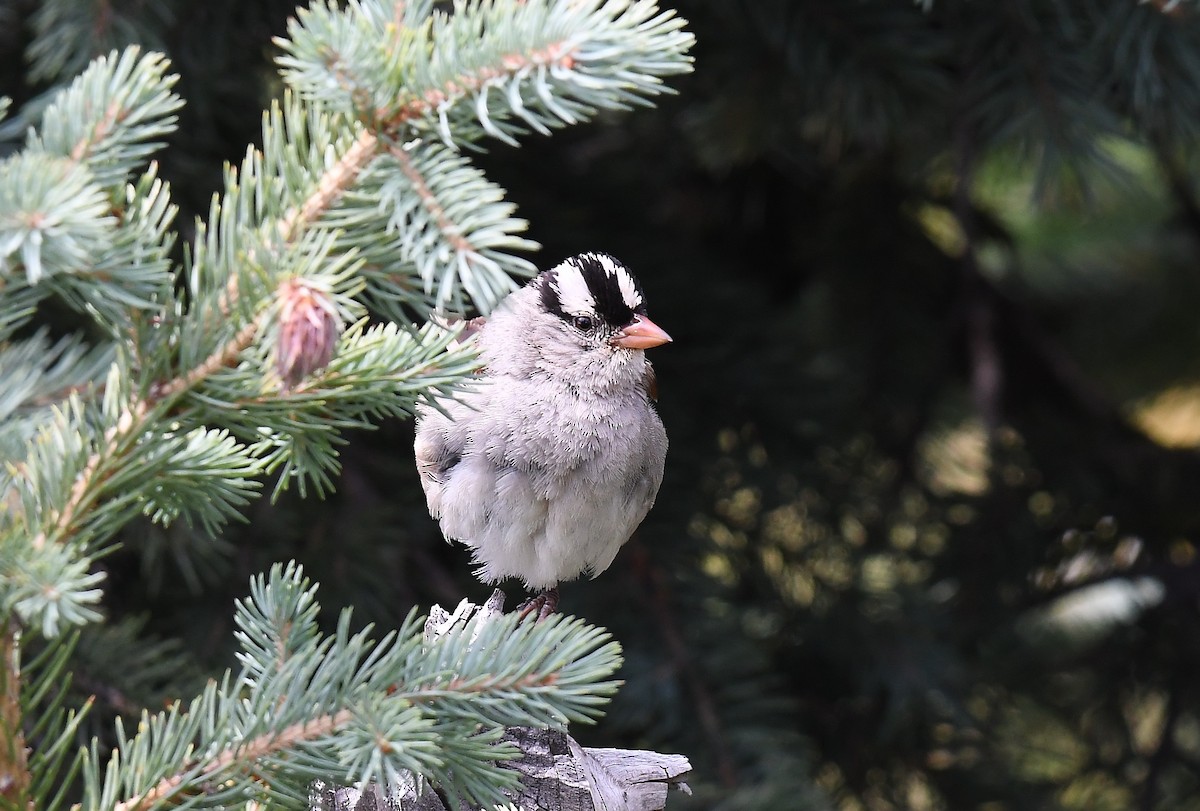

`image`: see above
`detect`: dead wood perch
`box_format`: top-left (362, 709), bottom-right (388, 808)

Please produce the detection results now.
top-left (309, 592), bottom-right (693, 811)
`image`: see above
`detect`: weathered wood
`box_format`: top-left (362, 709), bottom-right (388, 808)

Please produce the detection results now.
top-left (309, 727), bottom-right (691, 811)
top-left (309, 593), bottom-right (692, 811)
top-left (574, 744), bottom-right (692, 811)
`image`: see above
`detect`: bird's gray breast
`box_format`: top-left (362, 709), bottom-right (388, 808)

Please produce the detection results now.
top-left (431, 375), bottom-right (664, 588)
top-left (485, 378), bottom-right (661, 490)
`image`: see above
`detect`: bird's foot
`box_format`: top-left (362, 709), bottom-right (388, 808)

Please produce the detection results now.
top-left (516, 587), bottom-right (560, 622)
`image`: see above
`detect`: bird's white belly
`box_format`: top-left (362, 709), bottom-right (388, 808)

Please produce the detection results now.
top-left (439, 454), bottom-right (635, 590)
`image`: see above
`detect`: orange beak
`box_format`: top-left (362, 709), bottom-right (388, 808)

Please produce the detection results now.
top-left (611, 315), bottom-right (673, 350)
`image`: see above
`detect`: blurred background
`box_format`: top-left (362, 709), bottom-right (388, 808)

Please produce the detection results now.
top-left (8, 1), bottom-right (1200, 808)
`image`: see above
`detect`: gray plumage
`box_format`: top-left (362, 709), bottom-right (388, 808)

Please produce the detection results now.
top-left (414, 253), bottom-right (669, 592)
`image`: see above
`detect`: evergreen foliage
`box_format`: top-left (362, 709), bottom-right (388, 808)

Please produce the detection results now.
top-left (0, 1), bottom-right (692, 808)
top-left (79, 562), bottom-right (621, 811)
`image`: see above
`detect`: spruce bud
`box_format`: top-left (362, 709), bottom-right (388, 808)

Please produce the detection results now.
top-left (275, 279), bottom-right (340, 390)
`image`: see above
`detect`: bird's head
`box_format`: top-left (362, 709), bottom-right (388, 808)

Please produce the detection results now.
top-left (535, 252), bottom-right (672, 356)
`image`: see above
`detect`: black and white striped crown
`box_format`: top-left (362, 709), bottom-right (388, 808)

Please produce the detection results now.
top-left (538, 252), bottom-right (647, 328)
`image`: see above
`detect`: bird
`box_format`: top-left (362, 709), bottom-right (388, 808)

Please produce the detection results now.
top-left (414, 252), bottom-right (671, 620)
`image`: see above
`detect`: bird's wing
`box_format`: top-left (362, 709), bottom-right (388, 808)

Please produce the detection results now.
top-left (642, 361), bottom-right (658, 402)
top-left (413, 414), bottom-right (466, 520)
top-left (430, 314), bottom-right (487, 351)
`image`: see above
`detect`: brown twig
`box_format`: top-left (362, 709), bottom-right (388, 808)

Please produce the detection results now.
top-left (441, 672), bottom-right (559, 693)
top-left (385, 140), bottom-right (475, 254)
top-left (0, 623), bottom-right (30, 808)
top-left (279, 129), bottom-right (381, 243)
top-left (37, 404), bottom-right (142, 550)
top-left (950, 63), bottom-right (1003, 445)
top-left (380, 40), bottom-right (576, 130)
top-left (69, 100), bottom-right (123, 164)
top-left (152, 321), bottom-right (261, 403)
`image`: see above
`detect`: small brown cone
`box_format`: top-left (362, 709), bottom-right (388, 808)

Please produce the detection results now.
top-left (275, 279), bottom-right (340, 391)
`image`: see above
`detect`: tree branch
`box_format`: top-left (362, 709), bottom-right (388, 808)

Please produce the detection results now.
top-left (382, 40), bottom-right (577, 130)
top-left (111, 708), bottom-right (357, 811)
top-left (0, 622), bottom-right (29, 808)
top-left (69, 100), bottom-right (123, 164)
top-left (951, 56), bottom-right (1002, 445)
top-left (385, 141), bottom-right (473, 254)
top-left (279, 128), bottom-right (381, 243)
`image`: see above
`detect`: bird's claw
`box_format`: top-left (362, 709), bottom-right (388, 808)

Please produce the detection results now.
top-left (516, 587), bottom-right (560, 622)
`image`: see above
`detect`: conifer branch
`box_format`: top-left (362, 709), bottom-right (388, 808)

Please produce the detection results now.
top-left (109, 709), bottom-right (357, 811)
top-left (107, 669), bottom-right (565, 811)
top-left (152, 320), bottom-right (262, 403)
top-left (278, 0), bottom-right (695, 149)
top-left (385, 140), bottom-right (473, 254)
top-left (383, 38), bottom-right (577, 132)
top-left (41, 315), bottom-right (261, 550)
top-left (279, 128), bottom-right (381, 243)
top-left (34, 48), bottom-right (182, 192)
top-left (42, 447), bottom-right (109, 548)
top-left (74, 565), bottom-right (624, 811)
top-left (68, 100), bottom-right (123, 163)
top-left (2, 2), bottom-right (694, 805)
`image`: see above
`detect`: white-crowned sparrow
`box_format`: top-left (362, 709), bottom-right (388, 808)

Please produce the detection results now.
top-left (414, 252), bottom-right (671, 618)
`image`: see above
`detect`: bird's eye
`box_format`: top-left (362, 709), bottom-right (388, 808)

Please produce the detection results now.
top-left (572, 315), bottom-right (594, 331)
